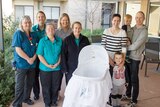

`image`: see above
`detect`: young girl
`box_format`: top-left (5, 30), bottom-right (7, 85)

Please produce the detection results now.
top-left (122, 14), bottom-right (133, 41)
top-left (121, 14), bottom-right (133, 101)
top-left (111, 52), bottom-right (128, 107)
top-left (122, 14), bottom-right (133, 63)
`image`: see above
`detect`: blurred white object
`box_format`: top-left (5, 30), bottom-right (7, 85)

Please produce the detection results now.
top-left (63, 45), bottom-right (112, 107)
top-left (122, 46), bottom-right (127, 53)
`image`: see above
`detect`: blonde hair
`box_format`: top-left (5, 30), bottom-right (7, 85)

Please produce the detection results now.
top-left (124, 14), bottom-right (132, 20)
top-left (58, 13), bottom-right (71, 29)
top-left (19, 15), bottom-right (32, 32)
top-left (72, 21), bottom-right (82, 29)
top-left (137, 11), bottom-right (145, 19)
top-left (114, 51), bottom-right (125, 59)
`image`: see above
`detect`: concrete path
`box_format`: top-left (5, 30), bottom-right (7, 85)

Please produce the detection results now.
top-left (10, 63), bottom-right (160, 107)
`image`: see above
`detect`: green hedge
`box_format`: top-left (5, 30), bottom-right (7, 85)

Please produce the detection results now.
top-left (81, 29), bottom-right (104, 37)
top-left (81, 29), bottom-right (104, 42)
top-left (0, 63), bottom-right (15, 107)
top-left (0, 15), bottom-right (18, 107)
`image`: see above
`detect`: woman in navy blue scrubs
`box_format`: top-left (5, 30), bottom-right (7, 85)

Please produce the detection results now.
top-left (12, 15), bottom-right (38, 107)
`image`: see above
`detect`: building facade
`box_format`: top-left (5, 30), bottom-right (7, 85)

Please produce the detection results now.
top-left (12, 0), bottom-right (160, 36)
top-left (12, 0), bottom-right (120, 30)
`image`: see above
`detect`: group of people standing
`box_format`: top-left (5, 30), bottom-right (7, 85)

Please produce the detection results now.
top-left (102, 11), bottom-right (148, 107)
top-left (12, 10), bottom-right (148, 107)
top-left (12, 11), bottom-right (90, 107)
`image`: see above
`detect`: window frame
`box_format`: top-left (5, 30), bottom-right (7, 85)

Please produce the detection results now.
top-left (43, 6), bottom-right (60, 20)
top-left (14, 5), bottom-right (34, 23)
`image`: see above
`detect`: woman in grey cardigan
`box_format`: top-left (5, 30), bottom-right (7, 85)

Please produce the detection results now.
top-left (126, 11), bottom-right (148, 107)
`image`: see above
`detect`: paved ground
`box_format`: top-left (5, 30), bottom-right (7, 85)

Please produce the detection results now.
top-left (10, 63), bottom-right (160, 107)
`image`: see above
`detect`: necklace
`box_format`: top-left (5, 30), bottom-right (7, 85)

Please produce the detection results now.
top-left (28, 37), bottom-right (33, 46)
top-left (26, 33), bottom-right (33, 46)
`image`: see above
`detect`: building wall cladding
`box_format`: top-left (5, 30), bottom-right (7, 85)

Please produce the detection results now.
top-left (12, 0), bottom-right (160, 35)
top-left (13, 0), bottom-right (104, 29)
top-left (148, 6), bottom-right (160, 35)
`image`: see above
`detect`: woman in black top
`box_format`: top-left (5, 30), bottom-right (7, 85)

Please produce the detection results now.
top-left (61, 21), bottom-right (90, 84)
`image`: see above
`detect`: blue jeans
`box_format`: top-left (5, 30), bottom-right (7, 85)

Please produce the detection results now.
top-left (12, 68), bottom-right (35, 107)
top-left (128, 59), bottom-right (140, 103)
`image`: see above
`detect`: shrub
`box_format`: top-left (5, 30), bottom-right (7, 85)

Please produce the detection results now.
top-left (81, 29), bottom-right (104, 42)
top-left (82, 29), bottom-right (104, 37)
top-left (0, 15), bottom-right (18, 107)
top-left (92, 29), bottom-right (104, 36)
top-left (0, 63), bottom-right (15, 107)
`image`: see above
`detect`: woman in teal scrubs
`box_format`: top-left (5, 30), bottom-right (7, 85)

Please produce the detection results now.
top-left (36, 22), bottom-right (62, 107)
top-left (32, 11), bottom-right (46, 100)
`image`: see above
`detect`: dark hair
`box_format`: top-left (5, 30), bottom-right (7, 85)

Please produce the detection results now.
top-left (112, 14), bottom-right (121, 20)
top-left (36, 11), bottom-right (46, 19)
top-left (114, 51), bottom-right (124, 58)
top-left (72, 21), bottom-right (82, 29)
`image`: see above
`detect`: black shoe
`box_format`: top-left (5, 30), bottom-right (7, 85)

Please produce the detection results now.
top-left (107, 101), bottom-right (112, 106)
top-left (45, 105), bottom-right (51, 107)
top-left (23, 99), bottom-right (34, 105)
top-left (13, 104), bottom-right (22, 107)
top-left (34, 96), bottom-right (39, 100)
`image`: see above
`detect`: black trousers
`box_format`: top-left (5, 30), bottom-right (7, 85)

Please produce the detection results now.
top-left (33, 60), bottom-right (40, 98)
top-left (109, 65), bottom-right (113, 105)
top-left (12, 68), bottom-right (35, 107)
top-left (65, 72), bottom-right (72, 85)
top-left (40, 70), bottom-right (60, 106)
top-left (125, 61), bottom-right (132, 98)
top-left (128, 59), bottom-right (140, 103)
top-left (58, 72), bottom-right (63, 91)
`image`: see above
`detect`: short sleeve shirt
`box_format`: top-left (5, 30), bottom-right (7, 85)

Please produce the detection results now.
top-left (36, 36), bottom-right (62, 72)
top-left (112, 65), bottom-right (126, 86)
top-left (32, 24), bottom-right (46, 42)
top-left (12, 30), bottom-right (38, 69)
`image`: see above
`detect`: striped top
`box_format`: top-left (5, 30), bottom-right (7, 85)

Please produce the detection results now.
top-left (101, 28), bottom-right (127, 59)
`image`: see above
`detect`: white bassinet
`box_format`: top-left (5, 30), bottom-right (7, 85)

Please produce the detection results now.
top-left (62, 45), bottom-right (112, 107)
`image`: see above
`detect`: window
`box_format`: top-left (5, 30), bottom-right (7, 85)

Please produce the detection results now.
top-left (15, 5), bottom-right (34, 23)
top-left (43, 6), bottom-right (60, 29)
top-left (43, 6), bottom-right (60, 20)
top-left (126, 3), bottom-right (140, 27)
top-left (101, 3), bottom-right (117, 29)
top-left (148, 3), bottom-right (160, 36)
